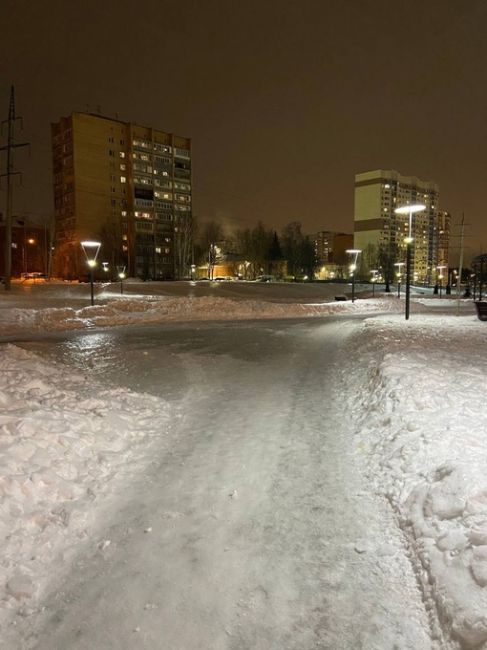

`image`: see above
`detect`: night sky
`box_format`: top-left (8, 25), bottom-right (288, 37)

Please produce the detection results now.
top-left (1, 0), bottom-right (486, 261)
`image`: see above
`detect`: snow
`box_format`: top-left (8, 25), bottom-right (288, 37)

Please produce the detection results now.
top-left (0, 343), bottom-right (173, 629)
top-left (348, 314), bottom-right (487, 648)
top-left (0, 280), bottom-right (485, 648)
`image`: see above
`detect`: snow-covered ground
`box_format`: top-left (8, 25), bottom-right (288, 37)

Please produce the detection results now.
top-left (0, 281), bottom-right (484, 648)
top-left (347, 314), bottom-right (487, 648)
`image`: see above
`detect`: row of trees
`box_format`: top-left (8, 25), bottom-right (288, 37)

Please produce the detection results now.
top-left (196, 219), bottom-right (317, 279)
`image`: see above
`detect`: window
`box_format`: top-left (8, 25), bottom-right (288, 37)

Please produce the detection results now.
top-left (120, 176), bottom-right (126, 183)
top-left (120, 164), bottom-right (126, 171)
top-left (174, 147), bottom-right (190, 159)
top-left (120, 151), bottom-right (125, 159)
top-left (109, 149), bottom-right (115, 157)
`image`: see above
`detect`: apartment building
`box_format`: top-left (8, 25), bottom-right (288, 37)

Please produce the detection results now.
top-left (314, 231), bottom-right (353, 279)
top-left (51, 112), bottom-right (192, 279)
top-left (354, 170), bottom-right (448, 283)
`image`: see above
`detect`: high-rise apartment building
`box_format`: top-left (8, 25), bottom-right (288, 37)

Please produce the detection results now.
top-left (314, 230), bottom-right (353, 280)
top-left (314, 231), bottom-right (353, 265)
top-left (354, 170), bottom-right (448, 283)
top-left (51, 112), bottom-right (192, 279)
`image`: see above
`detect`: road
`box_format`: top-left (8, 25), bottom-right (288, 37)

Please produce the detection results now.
top-left (7, 318), bottom-right (432, 649)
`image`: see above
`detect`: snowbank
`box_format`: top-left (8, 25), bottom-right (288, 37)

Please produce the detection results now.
top-left (350, 315), bottom-right (487, 648)
top-left (0, 344), bottom-right (172, 626)
top-left (0, 296), bottom-right (407, 335)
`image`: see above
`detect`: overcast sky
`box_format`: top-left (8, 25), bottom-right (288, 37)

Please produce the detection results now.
top-left (1, 0), bottom-right (486, 260)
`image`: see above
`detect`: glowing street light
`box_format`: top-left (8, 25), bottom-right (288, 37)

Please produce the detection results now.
top-left (80, 240), bottom-right (101, 306)
top-left (346, 248), bottom-right (361, 302)
top-left (394, 204), bottom-right (425, 319)
top-left (437, 265), bottom-right (446, 298)
top-left (117, 265), bottom-right (126, 295)
top-left (370, 269), bottom-right (379, 297)
top-left (394, 261), bottom-right (405, 298)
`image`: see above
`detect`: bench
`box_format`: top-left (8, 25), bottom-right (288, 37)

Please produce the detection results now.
top-left (475, 301), bottom-right (487, 321)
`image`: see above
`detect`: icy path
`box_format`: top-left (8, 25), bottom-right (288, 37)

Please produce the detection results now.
top-left (8, 320), bottom-right (431, 649)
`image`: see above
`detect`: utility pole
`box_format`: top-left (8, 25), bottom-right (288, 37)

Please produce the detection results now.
top-left (456, 213), bottom-right (465, 313)
top-left (0, 86), bottom-right (29, 290)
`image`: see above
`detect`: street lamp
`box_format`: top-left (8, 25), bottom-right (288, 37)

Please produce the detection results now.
top-left (346, 248), bottom-right (361, 302)
top-left (80, 240), bottom-right (101, 306)
top-left (370, 269), bottom-right (378, 297)
top-left (117, 265), bottom-right (126, 295)
top-left (437, 265), bottom-right (446, 298)
top-left (394, 204), bottom-right (425, 320)
top-left (394, 262), bottom-right (405, 298)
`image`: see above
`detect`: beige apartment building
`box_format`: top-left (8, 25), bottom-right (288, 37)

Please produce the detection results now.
top-left (354, 170), bottom-right (449, 284)
top-left (51, 112), bottom-right (192, 279)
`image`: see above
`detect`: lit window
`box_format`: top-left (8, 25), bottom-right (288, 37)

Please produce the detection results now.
top-left (120, 164), bottom-right (126, 171)
top-left (120, 152), bottom-right (125, 159)
top-left (120, 176), bottom-right (126, 183)
top-left (155, 247), bottom-right (161, 254)
top-left (121, 210), bottom-right (127, 217)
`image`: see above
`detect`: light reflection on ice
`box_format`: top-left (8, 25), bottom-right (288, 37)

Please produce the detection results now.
top-left (61, 332), bottom-right (120, 376)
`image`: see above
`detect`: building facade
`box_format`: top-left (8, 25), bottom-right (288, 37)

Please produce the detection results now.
top-left (314, 231), bottom-right (353, 280)
top-left (0, 220), bottom-right (48, 278)
top-left (354, 170), bottom-right (448, 284)
top-left (51, 112), bottom-right (192, 280)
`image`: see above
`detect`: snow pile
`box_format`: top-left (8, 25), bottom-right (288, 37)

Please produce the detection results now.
top-left (351, 315), bottom-right (487, 647)
top-left (0, 296), bottom-right (405, 335)
top-left (0, 344), bottom-right (172, 627)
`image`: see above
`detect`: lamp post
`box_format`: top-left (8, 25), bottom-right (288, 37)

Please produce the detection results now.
top-left (80, 240), bottom-right (101, 306)
top-left (119, 271), bottom-right (125, 294)
top-left (346, 248), bottom-right (361, 302)
top-left (437, 265), bottom-right (446, 298)
top-left (394, 262), bottom-right (405, 298)
top-left (394, 204), bottom-right (425, 320)
top-left (116, 264), bottom-right (126, 295)
top-left (370, 269), bottom-right (378, 297)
